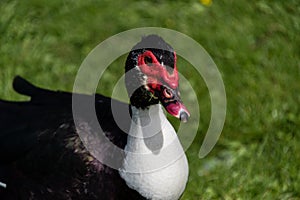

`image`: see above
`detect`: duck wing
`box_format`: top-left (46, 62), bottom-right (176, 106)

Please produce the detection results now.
top-left (0, 76), bottom-right (140, 200)
top-left (0, 76), bottom-right (130, 163)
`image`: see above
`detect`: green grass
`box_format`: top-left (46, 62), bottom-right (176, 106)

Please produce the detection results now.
top-left (1, 0), bottom-right (299, 199)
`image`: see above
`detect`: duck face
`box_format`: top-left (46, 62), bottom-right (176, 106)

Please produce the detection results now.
top-left (125, 35), bottom-right (190, 122)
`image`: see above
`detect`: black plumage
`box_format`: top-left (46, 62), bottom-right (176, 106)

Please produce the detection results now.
top-left (0, 76), bottom-right (143, 200)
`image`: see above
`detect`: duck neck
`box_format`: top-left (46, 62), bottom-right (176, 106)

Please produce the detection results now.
top-left (119, 104), bottom-right (189, 200)
top-left (127, 104), bottom-right (178, 156)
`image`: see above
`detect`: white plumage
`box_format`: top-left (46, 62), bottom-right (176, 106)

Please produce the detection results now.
top-left (119, 104), bottom-right (189, 200)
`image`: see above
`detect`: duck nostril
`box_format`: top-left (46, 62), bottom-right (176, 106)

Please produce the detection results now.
top-left (179, 111), bottom-right (189, 123)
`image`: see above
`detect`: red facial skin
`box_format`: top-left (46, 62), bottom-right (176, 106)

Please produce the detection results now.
top-left (137, 51), bottom-right (190, 121)
top-left (137, 51), bottom-right (179, 89)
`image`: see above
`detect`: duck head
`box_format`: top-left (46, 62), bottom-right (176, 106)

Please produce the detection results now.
top-left (125, 35), bottom-right (190, 122)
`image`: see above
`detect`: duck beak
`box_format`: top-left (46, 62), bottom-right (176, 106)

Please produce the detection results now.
top-left (159, 88), bottom-right (190, 123)
top-left (164, 100), bottom-right (190, 123)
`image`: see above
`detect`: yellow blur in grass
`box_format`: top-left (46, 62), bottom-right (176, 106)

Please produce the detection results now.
top-left (200, 0), bottom-right (212, 6)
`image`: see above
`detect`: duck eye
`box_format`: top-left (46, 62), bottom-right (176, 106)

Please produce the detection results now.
top-left (163, 88), bottom-right (173, 99)
top-left (144, 56), bottom-right (153, 66)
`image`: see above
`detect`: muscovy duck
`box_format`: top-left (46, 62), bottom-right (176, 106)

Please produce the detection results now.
top-left (0, 35), bottom-right (190, 200)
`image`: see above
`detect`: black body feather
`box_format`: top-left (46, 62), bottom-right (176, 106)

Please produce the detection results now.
top-left (0, 76), bottom-right (144, 200)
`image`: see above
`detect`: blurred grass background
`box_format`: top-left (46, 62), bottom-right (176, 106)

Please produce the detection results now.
top-left (0, 0), bottom-right (299, 199)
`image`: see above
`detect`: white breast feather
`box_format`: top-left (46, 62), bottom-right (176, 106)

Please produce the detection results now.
top-left (119, 105), bottom-right (189, 200)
